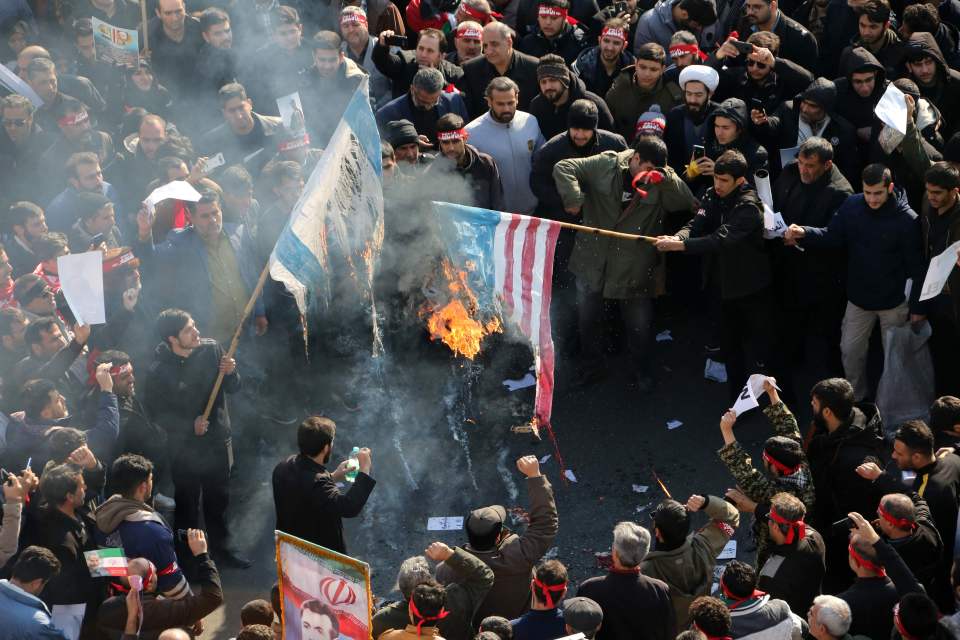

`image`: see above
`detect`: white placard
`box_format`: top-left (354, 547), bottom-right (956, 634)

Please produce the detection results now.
top-left (875, 83), bottom-right (908, 135)
top-left (277, 92), bottom-right (305, 131)
top-left (919, 239), bottom-right (960, 301)
top-left (717, 540), bottom-right (737, 560)
top-left (58, 251), bottom-right (105, 325)
top-left (779, 145), bottom-right (800, 168)
top-left (51, 604), bottom-right (86, 640)
top-left (427, 516), bottom-right (464, 531)
top-left (667, 419), bottom-right (683, 430)
top-left (144, 180), bottom-right (202, 214)
top-left (731, 374), bottom-right (780, 416)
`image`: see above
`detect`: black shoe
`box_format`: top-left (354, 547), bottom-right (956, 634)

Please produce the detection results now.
top-left (214, 549), bottom-right (252, 569)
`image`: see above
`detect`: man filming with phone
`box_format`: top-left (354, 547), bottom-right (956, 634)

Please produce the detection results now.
top-left (373, 28), bottom-right (464, 99)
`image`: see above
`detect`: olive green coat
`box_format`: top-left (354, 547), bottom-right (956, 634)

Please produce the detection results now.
top-left (553, 151), bottom-right (695, 299)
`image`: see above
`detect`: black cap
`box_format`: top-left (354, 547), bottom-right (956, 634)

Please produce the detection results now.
top-left (385, 119), bottom-right (419, 147)
top-left (466, 505), bottom-right (506, 536)
top-left (568, 99), bottom-right (599, 130)
top-left (563, 597), bottom-right (603, 637)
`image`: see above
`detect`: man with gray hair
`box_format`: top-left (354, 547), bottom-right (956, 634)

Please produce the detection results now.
top-left (376, 66), bottom-right (470, 144)
top-left (576, 521), bottom-right (674, 640)
top-left (458, 21), bottom-right (541, 117)
top-left (465, 77), bottom-right (544, 213)
top-left (806, 595), bottom-right (862, 640)
top-left (372, 541), bottom-right (493, 640)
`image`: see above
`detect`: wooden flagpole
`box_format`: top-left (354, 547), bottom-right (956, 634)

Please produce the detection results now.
top-left (552, 219), bottom-right (658, 243)
top-left (201, 262), bottom-right (271, 421)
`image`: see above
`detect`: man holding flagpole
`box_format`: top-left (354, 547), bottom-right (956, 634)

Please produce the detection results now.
top-left (553, 136), bottom-right (696, 392)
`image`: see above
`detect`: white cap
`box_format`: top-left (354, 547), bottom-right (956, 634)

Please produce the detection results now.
top-left (679, 65), bottom-right (720, 93)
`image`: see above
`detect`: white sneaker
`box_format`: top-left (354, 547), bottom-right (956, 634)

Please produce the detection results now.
top-left (153, 493), bottom-right (176, 510)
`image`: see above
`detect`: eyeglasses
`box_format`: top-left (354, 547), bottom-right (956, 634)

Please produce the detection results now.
top-left (3, 118), bottom-right (29, 128)
top-left (746, 59), bottom-right (768, 69)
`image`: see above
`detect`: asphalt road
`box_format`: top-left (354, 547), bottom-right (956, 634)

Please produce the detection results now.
top-left (198, 299), bottom-right (803, 638)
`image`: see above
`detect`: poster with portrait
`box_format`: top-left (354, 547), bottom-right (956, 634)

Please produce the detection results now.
top-left (276, 531), bottom-right (372, 640)
top-left (91, 17), bottom-right (139, 67)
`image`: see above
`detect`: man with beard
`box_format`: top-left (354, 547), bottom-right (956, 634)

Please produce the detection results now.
top-left (633, 0), bottom-right (718, 64)
top-left (111, 114), bottom-right (168, 218)
top-left (770, 137), bottom-right (852, 394)
top-left (531, 100), bottom-right (626, 357)
top-left (146, 0), bottom-right (204, 101)
top-left (24, 57), bottom-right (106, 135)
top-left (0, 95), bottom-right (55, 211)
top-left (377, 67), bottom-right (469, 144)
top-left (450, 21), bottom-right (484, 66)
top-left (193, 8), bottom-right (237, 135)
top-left (606, 43), bottom-right (681, 142)
top-left (339, 6), bottom-right (392, 111)
top-left (425, 114), bottom-right (504, 210)
top-left (466, 77), bottom-right (545, 214)
top-left (46, 152), bottom-right (120, 233)
top-left (833, 47), bottom-right (887, 150)
top-left (246, 7), bottom-right (314, 119)
top-left (272, 416), bottom-right (375, 554)
top-left (299, 32), bottom-right (366, 147)
top-left (373, 28), bottom-right (464, 100)
top-left (39, 98), bottom-right (117, 203)
top-left (384, 119), bottom-right (435, 174)
top-left (517, 0), bottom-right (589, 64)
top-left (900, 3), bottom-right (960, 69)
top-left (708, 33), bottom-right (814, 115)
top-left (458, 22), bottom-right (541, 118)
top-left (5, 202), bottom-right (48, 278)
top-left (902, 32), bottom-right (960, 139)
top-left (529, 55), bottom-right (613, 140)
top-left (665, 64), bottom-right (719, 174)
top-left (572, 19), bottom-right (636, 98)
top-left (734, 0), bottom-right (818, 67)
top-left (751, 77), bottom-right (859, 182)
top-left (839, 0), bottom-right (903, 78)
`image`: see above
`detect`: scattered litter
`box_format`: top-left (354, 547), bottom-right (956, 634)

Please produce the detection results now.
top-left (636, 505), bottom-right (649, 513)
top-left (427, 517), bottom-right (464, 531)
top-left (502, 373), bottom-right (536, 391)
top-left (543, 546), bottom-right (559, 559)
top-left (632, 484), bottom-right (649, 493)
top-left (507, 506), bottom-right (530, 525)
top-left (667, 419), bottom-right (683, 430)
top-left (655, 330), bottom-right (673, 342)
top-left (260, 482), bottom-right (270, 487)
top-left (539, 454), bottom-right (552, 464)
top-left (564, 469), bottom-right (578, 483)
top-left (594, 552), bottom-right (613, 570)
top-left (704, 358), bottom-right (728, 383)
top-left (717, 540), bottom-right (737, 560)
top-left (465, 418), bottom-right (476, 425)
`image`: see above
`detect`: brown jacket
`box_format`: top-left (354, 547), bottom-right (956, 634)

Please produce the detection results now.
top-left (437, 475), bottom-right (558, 623)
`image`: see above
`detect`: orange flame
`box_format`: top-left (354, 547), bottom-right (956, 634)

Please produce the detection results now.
top-left (422, 258), bottom-right (501, 359)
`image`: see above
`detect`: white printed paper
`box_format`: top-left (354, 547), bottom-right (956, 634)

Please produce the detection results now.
top-left (875, 83), bottom-right (908, 135)
top-left (762, 208), bottom-right (788, 239)
top-left (58, 252), bottom-right (105, 325)
top-left (502, 373), bottom-right (536, 391)
top-left (666, 419), bottom-right (683, 430)
top-left (731, 374), bottom-right (780, 416)
top-left (92, 17), bottom-right (138, 67)
top-left (277, 92), bottom-right (306, 132)
top-left (539, 454), bottom-right (552, 464)
top-left (632, 484), bottom-right (649, 493)
top-left (779, 145), bottom-right (800, 168)
top-left (144, 180), bottom-right (202, 214)
top-left (919, 239), bottom-right (960, 301)
top-left (564, 469), bottom-right (578, 483)
top-left (717, 540), bottom-right (737, 560)
top-left (51, 604), bottom-right (86, 640)
top-left (655, 330), bottom-right (673, 342)
top-left (427, 516), bottom-right (464, 531)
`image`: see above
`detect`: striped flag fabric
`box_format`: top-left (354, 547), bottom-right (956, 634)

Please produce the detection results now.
top-left (83, 548), bottom-right (128, 577)
top-left (431, 202), bottom-right (563, 458)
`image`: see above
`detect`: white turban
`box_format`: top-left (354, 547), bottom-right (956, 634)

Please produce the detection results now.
top-left (679, 65), bottom-right (720, 94)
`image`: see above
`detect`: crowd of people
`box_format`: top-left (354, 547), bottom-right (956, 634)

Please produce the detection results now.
top-left (0, 0), bottom-right (959, 637)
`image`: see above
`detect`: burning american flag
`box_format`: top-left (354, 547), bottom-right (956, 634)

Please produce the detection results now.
top-left (429, 202), bottom-right (564, 466)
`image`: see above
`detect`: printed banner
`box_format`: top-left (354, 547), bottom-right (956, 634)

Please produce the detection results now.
top-left (84, 548), bottom-right (127, 577)
top-left (276, 531), bottom-right (373, 640)
top-left (92, 17), bottom-right (139, 67)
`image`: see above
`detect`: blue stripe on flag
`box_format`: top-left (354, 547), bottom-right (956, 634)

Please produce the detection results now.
top-left (342, 87), bottom-right (382, 177)
top-left (431, 202), bottom-right (501, 310)
top-left (274, 225), bottom-right (326, 294)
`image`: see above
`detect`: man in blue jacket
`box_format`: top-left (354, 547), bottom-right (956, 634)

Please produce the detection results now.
top-left (376, 67), bottom-right (469, 145)
top-left (0, 545), bottom-right (67, 639)
top-left (786, 163), bottom-right (926, 401)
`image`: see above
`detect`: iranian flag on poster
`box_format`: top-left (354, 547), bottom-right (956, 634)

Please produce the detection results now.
top-left (276, 531), bottom-right (372, 640)
top-left (84, 548), bottom-right (128, 577)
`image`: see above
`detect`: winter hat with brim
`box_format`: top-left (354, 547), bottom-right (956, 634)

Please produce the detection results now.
top-left (568, 99), bottom-right (599, 129)
top-left (385, 119), bottom-right (419, 147)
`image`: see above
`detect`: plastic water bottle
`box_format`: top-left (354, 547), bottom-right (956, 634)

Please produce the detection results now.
top-left (345, 447), bottom-right (360, 483)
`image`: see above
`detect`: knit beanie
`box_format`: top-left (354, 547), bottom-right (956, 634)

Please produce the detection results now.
top-left (568, 99), bottom-right (599, 129)
top-left (385, 119), bottom-right (419, 147)
top-left (634, 105), bottom-right (666, 138)
top-left (537, 54), bottom-right (570, 87)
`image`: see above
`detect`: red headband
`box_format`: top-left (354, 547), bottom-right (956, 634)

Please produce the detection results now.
top-left (456, 25), bottom-right (483, 39)
top-left (408, 599), bottom-right (449, 635)
top-left (769, 506), bottom-right (806, 544)
top-left (539, 5), bottom-right (568, 18)
top-left (532, 578), bottom-right (567, 609)
top-left (601, 26), bottom-right (626, 41)
top-left (762, 450), bottom-right (800, 476)
top-left (58, 110), bottom-right (89, 127)
top-left (893, 603), bottom-right (920, 640)
top-left (669, 43), bottom-right (707, 60)
top-left (693, 623), bottom-right (733, 640)
top-left (437, 128), bottom-right (468, 142)
top-left (461, 2), bottom-right (501, 22)
top-left (719, 578), bottom-right (765, 609)
top-left (848, 543), bottom-right (886, 576)
top-left (878, 502), bottom-right (917, 531)
top-left (86, 360), bottom-right (132, 386)
top-left (278, 133), bottom-right (311, 152)
top-left (340, 12), bottom-right (368, 26)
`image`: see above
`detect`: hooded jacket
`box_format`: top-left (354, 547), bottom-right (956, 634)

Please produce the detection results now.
top-left (727, 593), bottom-right (805, 640)
top-left (904, 32), bottom-right (960, 138)
top-left (800, 188), bottom-right (926, 313)
top-left (572, 45), bottom-right (636, 98)
top-left (553, 153), bottom-right (697, 298)
top-left (94, 496), bottom-right (188, 598)
top-left (605, 69), bottom-right (682, 141)
top-left (702, 98), bottom-right (770, 185)
top-left (840, 28), bottom-right (905, 79)
top-left (834, 47), bottom-right (888, 130)
top-left (529, 75), bottom-right (615, 140)
top-left (642, 496), bottom-right (739, 629)
top-left (518, 22), bottom-right (590, 64)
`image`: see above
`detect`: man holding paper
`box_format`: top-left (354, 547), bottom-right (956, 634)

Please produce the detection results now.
top-left (920, 162), bottom-right (960, 394)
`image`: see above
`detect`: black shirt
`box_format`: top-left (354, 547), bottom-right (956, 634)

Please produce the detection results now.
top-left (145, 16), bottom-right (205, 97)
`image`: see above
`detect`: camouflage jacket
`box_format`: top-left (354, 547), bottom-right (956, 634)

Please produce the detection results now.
top-left (717, 401), bottom-right (816, 565)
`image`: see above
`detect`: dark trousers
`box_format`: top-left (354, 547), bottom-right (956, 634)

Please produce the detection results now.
top-left (173, 442), bottom-right (231, 550)
top-left (929, 306), bottom-right (960, 396)
top-left (774, 293), bottom-right (845, 405)
top-left (722, 288), bottom-right (776, 400)
top-left (576, 280), bottom-right (653, 376)
top-left (551, 229), bottom-right (578, 357)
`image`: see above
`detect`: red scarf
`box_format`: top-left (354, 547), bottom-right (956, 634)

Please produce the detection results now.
top-left (408, 599), bottom-right (449, 635)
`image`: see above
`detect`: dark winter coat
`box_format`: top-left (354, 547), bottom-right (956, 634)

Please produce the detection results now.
top-left (576, 570), bottom-right (675, 640)
top-left (691, 98), bottom-right (769, 196)
top-left (839, 29), bottom-right (904, 80)
top-left (517, 22), bottom-right (590, 64)
top-left (755, 508), bottom-right (826, 615)
top-left (36, 507), bottom-right (102, 610)
top-left (708, 56), bottom-right (814, 116)
top-left (800, 188), bottom-right (926, 313)
top-left (457, 50), bottom-right (542, 118)
top-left (920, 196), bottom-right (960, 322)
top-left (572, 45), bottom-right (636, 98)
top-left (371, 45), bottom-right (465, 100)
top-left (424, 144), bottom-right (505, 211)
top-left (733, 9), bottom-right (819, 67)
top-left (904, 32), bottom-right (960, 138)
top-left (272, 453), bottom-right (376, 554)
top-left (376, 91), bottom-right (471, 143)
top-left (605, 70), bottom-right (681, 141)
top-left (676, 183), bottom-right (772, 300)
top-left (664, 102), bottom-right (718, 175)
top-left (528, 75), bottom-right (614, 140)
top-left (833, 47), bottom-right (887, 131)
